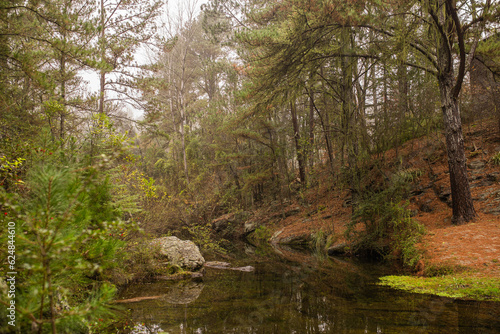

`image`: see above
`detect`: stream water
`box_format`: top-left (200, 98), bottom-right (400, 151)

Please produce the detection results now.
top-left (114, 244), bottom-right (500, 334)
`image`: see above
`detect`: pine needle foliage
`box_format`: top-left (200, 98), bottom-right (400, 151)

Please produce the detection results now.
top-left (346, 169), bottom-right (425, 268)
top-left (0, 159), bottom-right (134, 333)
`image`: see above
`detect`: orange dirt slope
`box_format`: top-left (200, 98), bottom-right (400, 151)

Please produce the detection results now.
top-left (265, 119), bottom-right (500, 278)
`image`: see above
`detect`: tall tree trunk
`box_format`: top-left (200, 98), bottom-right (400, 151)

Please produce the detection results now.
top-left (308, 94), bottom-right (315, 171)
top-left (99, 72), bottom-right (105, 114)
top-left (355, 60), bottom-right (368, 151)
top-left (495, 91), bottom-right (500, 135)
top-left (434, 0), bottom-right (477, 225)
top-left (59, 3), bottom-right (68, 144)
top-left (382, 62), bottom-right (388, 152)
top-left (179, 95), bottom-right (189, 185)
top-left (98, 0), bottom-right (105, 114)
top-left (291, 101), bottom-right (306, 184)
top-left (396, 62), bottom-right (409, 156)
top-left (0, 6), bottom-right (8, 99)
top-left (268, 124), bottom-right (284, 207)
top-left (319, 67), bottom-right (336, 178)
top-left (371, 62), bottom-right (379, 152)
top-left (180, 50), bottom-right (190, 185)
top-left (439, 78), bottom-right (476, 224)
top-left (60, 53), bottom-right (66, 142)
top-left (322, 109), bottom-right (335, 178)
top-left (341, 27), bottom-right (359, 209)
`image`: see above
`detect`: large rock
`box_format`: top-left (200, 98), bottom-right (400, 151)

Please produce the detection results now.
top-left (152, 236), bottom-right (205, 271)
top-left (468, 160), bottom-right (486, 170)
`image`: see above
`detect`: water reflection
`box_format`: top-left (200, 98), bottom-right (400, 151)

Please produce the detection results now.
top-left (117, 247), bottom-right (500, 334)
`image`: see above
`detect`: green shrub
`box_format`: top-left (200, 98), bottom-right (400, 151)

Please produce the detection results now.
top-left (346, 168), bottom-right (425, 267)
top-left (0, 160), bottom-right (135, 333)
top-left (184, 224), bottom-right (227, 255)
top-left (253, 225), bottom-right (273, 241)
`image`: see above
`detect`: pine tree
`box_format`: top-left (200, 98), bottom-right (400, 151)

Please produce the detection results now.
top-left (97, 0), bottom-right (162, 115)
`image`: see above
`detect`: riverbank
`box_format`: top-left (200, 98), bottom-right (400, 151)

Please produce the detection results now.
top-left (379, 274), bottom-right (500, 301)
top-left (113, 243), bottom-right (500, 333)
top-left (235, 119), bottom-right (500, 300)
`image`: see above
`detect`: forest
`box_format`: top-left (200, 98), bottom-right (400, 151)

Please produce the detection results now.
top-left (1, 0), bottom-right (500, 333)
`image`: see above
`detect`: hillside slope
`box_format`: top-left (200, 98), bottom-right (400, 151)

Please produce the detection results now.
top-left (235, 119), bottom-right (500, 278)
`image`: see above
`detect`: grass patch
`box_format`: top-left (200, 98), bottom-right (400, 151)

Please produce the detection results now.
top-left (378, 274), bottom-right (500, 301)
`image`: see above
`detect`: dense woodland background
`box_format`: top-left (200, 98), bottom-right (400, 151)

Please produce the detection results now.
top-left (0, 0), bottom-right (499, 332)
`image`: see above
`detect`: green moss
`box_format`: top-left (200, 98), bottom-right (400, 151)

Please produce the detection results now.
top-left (378, 274), bottom-right (500, 301)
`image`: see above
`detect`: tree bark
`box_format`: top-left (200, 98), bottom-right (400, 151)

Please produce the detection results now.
top-left (308, 94), bottom-right (315, 171)
top-left (179, 41), bottom-right (190, 185)
top-left (179, 93), bottom-right (190, 185)
top-left (99, 0), bottom-right (105, 114)
top-left (439, 78), bottom-right (477, 224)
top-left (341, 27), bottom-right (359, 209)
top-left (319, 67), bottom-right (336, 178)
top-left (434, 0), bottom-right (477, 224)
top-left (59, 53), bottom-right (66, 141)
top-left (291, 101), bottom-right (306, 184)
top-left (396, 62), bottom-right (409, 156)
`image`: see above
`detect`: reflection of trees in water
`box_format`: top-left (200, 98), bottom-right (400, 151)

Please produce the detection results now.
top-left (118, 252), bottom-right (500, 333)
top-left (407, 297), bottom-right (450, 333)
top-left (117, 279), bottom-right (205, 330)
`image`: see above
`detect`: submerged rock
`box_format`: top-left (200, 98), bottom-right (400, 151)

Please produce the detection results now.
top-left (204, 261), bottom-right (231, 268)
top-left (327, 243), bottom-right (349, 256)
top-left (152, 236), bottom-right (205, 271)
top-left (204, 261), bottom-right (255, 272)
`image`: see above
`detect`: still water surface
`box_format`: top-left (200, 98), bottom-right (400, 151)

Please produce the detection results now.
top-left (116, 245), bottom-right (500, 333)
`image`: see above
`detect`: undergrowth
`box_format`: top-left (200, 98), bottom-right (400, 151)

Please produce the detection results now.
top-left (0, 161), bottom-right (133, 333)
top-left (252, 225), bottom-right (273, 242)
top-left (346, 168), bottom-right (426, 268)
top-left (183, 224), bottom-right (227, 254)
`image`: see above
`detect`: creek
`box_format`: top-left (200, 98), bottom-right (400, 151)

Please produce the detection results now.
top-left (114, 244), bottom-right (500, 333)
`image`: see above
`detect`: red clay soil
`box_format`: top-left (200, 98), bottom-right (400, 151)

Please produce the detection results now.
top-left (422, 218), bottom-right (500, 276)
top-left (266, 118), bottom-right (500, 278)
